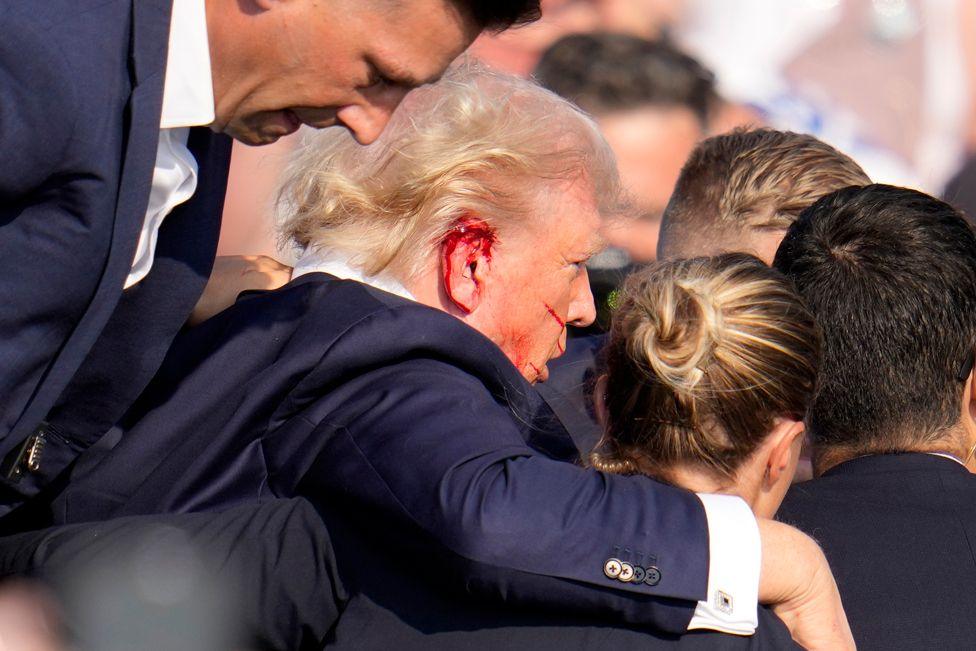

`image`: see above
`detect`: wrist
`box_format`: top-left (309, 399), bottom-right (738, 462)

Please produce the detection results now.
top-left (756, 518), bottom-right (825, 605)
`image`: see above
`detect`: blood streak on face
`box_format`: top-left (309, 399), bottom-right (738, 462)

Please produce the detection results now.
top-left (543, 303), bottom-right (566, 328)
top-left (544, 303), bottom-right (567, 354)
top-left (441, 219), bottom-right (497, 313)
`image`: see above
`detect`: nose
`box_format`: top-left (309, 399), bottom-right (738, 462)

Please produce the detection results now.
top-left (335, 85), bottom-right (411, 145)
top-left (567, 266), bottom-right (597, 328)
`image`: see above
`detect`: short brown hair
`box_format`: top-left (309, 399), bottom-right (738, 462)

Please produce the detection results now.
top-left (657, 129), bottom-right (870, 260)
top-left (533, 32), bottom-right (718, 125)
top-left (591, 254), bottom-right (820, 482)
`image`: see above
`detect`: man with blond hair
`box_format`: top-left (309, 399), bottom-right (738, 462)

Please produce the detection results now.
top-left (43, 67), bottom-right (851, 648)
top-left (657, 128), bottom-right (870, 262)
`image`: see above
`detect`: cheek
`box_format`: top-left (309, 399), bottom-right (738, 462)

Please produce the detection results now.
top-left (488, 302), bottom-right (550, 370)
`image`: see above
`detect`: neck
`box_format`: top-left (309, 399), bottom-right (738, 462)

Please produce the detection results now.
top-left (813, 428), bottom-right (974, 476)
top-left (663, 464), bottom-right (741, 498)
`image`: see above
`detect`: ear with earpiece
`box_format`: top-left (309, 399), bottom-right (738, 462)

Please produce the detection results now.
top-left (764, 419), bottom-right (806, 488)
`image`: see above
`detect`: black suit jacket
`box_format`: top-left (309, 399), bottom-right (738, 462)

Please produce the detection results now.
top-left (51, 274), bottom-right (719, 634)
top-left (778, 453), bottom-right (976, 650)
top-left (0, 0), bottom-right (230, 511)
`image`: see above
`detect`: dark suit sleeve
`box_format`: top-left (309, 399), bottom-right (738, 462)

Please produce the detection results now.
top-left (0, 499), bottom-right (345, 651)
top-left (297, 360), bottom-right (710, 633)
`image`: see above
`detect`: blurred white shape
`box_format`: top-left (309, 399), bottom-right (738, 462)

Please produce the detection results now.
top-left (132, 526), bottom-right (203, 607)
top-left (64, 525), bottom-right (237, 651)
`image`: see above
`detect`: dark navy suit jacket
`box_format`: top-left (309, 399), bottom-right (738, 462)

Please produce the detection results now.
top-left (0, 0), bottom-right (230, 510)
top-left (778, 453), bottom-right (976, 650)
top-left (320, 485), bottom-right (798, 649)
top-left (53, 274), bottom-right (715, 633)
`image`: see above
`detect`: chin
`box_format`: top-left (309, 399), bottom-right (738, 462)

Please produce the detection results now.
top-left (221, 119), bottom-right (285, 147)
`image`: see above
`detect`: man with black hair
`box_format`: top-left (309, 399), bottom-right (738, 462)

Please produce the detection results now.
top-left (774, 184), bottom-right (976, 650)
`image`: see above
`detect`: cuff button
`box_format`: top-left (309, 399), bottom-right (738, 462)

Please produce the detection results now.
top-left (631, 565), bottom-right (646, 583)
top-left (603, 558), bottom-right (623, 579)
top-left (644, 565), bottom-right (662, 586)
top-left (618, 562), bottom-right (635, 582)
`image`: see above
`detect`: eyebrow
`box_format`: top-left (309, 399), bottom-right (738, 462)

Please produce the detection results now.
top-left (586, 234), bottom-right (608, 258)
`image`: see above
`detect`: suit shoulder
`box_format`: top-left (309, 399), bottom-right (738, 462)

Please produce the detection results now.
top-left (281, 274), bottom-right (491, 342)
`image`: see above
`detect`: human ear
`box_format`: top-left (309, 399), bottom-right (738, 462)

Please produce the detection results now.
top-left (764, 419), bottom-right (806, 489)
top-left (960, 364), bottom-right (976, 471)
top-left (440, 218), bottom-right (496, 314)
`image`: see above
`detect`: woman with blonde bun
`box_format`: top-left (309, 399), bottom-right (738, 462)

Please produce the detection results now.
top-left (593, 253), bottom-right (821, 519)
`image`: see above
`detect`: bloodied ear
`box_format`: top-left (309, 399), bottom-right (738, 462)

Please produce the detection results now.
top-left (440, 220), bottom-right (496, 314)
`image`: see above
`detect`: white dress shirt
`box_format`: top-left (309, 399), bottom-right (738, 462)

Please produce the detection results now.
top-left (125, 0), bottom-right (215, 289)
top-left (291, 246), bottom-right (762, 635)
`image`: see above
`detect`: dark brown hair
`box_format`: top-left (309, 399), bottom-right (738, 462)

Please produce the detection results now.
top-left (455, 0), bottom-right (541, 30)
top-left (775, 184), bottom-right (976, 455)
top-left (592, 254), bottom-right (820, 481)
top-left (533, 32), bottom-right (718, 125)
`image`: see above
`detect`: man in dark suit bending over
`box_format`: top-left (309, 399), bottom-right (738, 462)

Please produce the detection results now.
top-left (774, 184), bottom-right (976, 650)
top-left (1, 1), bottom-right (536, 645)
top-left (0, 0), bottom-right (528, 511)
top-left (51, 65), bottom-right (851, 649)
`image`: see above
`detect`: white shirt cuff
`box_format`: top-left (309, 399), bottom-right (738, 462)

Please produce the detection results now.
top-left (687, 493), bottom-right (761, 635)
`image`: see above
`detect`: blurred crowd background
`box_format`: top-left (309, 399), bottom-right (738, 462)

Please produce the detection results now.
top-left (218, 0), bottom-right (976, 268)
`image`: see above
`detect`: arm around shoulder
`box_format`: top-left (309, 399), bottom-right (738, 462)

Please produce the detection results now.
top-left (298, 359), bottom-right (711, 633)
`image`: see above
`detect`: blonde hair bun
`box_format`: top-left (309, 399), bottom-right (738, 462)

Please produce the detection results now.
top-left (592, 253), bottom-right (820, 480)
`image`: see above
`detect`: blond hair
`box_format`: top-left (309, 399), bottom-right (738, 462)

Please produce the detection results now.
top-left (276, 60), bottom-right (625, 279)
top-left (658, 128), bottom-right (870, 259)
top-left (591, 253), bottom-right (820, 481)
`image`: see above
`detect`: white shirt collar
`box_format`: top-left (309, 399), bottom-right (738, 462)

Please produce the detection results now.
top-left (291, 248), bottom-right (416, 301)
top-left (160, 0), bottom-right (216, 129)
top-left (926, 452), bottom-right (969, 468)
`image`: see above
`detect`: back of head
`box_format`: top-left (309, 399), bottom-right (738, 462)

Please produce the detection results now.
top-left (593, 254), bottom-right (820, 482)
top-left (658, 129), bottom-right (870, 260)
top-left (774, 184), bottom-right (976, 458)
top-left (533, 32), bottom-right (718, 124)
